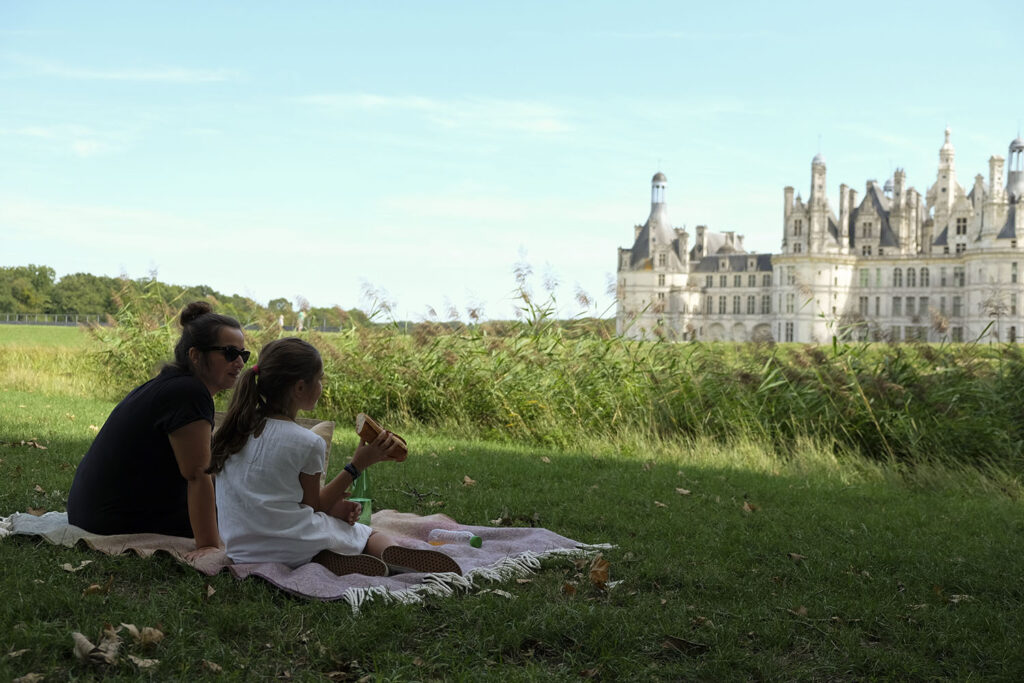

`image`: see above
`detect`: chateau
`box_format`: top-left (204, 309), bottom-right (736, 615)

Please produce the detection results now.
top-left (616, 129), bottom-right (1024, 343)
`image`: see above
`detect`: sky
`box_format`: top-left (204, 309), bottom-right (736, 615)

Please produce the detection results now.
top-left (2, 1), bottom-right (1023, 321)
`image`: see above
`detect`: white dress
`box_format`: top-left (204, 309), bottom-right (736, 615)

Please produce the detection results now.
top-left (215, 418), bottom-right (372, 567)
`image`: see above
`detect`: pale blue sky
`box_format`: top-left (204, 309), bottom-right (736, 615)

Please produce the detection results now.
top-left (2, 1), bottom-right (1022, 320)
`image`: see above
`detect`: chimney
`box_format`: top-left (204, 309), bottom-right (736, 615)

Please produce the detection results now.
top-left (990, 156), bottom-right (1005, 201)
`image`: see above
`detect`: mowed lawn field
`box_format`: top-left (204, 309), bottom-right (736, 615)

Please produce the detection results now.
top-left (1, 323), bottom-right (1023, 680)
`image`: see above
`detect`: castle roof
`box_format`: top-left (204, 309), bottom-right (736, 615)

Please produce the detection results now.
top-left (997, 204), bottom-right (1017, 240)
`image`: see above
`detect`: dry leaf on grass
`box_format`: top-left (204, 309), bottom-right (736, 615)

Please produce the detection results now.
top-left (120, 623), bottom-right (164, 646)
top-left (203, 660), bottom-right (223, 673)
top-left (541, 456), bottom-right (551, 463)
top-left (462, 475), bottom-right (476, 487)
top-left (128, 654), bottom-right (160, 669)
top-left (33, 485), bottom-right (45, 494)
top-left (7, 648), bottom-right (29, 658)
top-left (13, 674), bottom-right (44, 683)
top-left (60, 560), bottom-right (93, 573)
top-left (88, 425), bottom-right (100, 432)
top-left (787, 605), bottom-right (808, 617)
top-left (71, 626), bottom-right (121, 666)
top-left (589, 554), bottom-right (610, 589)
top-left (742, 501), bottom-right (758, 513)
top-left (654, 501), bottom-right (668, 508)
top-left (83, 575), bottom-right (114, 596)
top-left (676, 488), bottom-right (691, 495)
top-left (788, 553), bottom-right (806, 565)
top-left (562, 583), bottom-right (577, 596)
top-left (662, 635), bottom-right (710, 656)
top-left (206, 584), bottom-right (216, 599)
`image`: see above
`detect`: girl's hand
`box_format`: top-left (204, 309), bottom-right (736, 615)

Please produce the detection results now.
top-left (185, 545), bottom-right (222, 562)
top-left (353, 429), bottom-right (406, 469)
top-left (328, 499), bottom-right (362, 525)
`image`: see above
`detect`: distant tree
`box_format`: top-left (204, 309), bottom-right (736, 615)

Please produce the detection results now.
top-left (268, 298), bottom-right (293, 314)
top-left (0, 264), bottom-right (56, 312)
top-left (52, 273), bottom-right (121, 314)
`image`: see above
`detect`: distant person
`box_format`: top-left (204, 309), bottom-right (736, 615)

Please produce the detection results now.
top-left (209, 337), bottom-right (459, 575)
top-left (277, 314), bottom-right (285, 329)
top-left (296, 310), bottom-right (305, 332)
top-left (67, 302), bottom-right (248, 560)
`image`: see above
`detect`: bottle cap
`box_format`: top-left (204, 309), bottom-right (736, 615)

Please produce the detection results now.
top-left (469, 535), bottom-right (482, 548)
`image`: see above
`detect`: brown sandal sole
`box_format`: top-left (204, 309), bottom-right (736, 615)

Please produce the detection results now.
top-left (311, 550), bottom-right (388, 577)
top-left (381, 546), bottom-right (462, 575)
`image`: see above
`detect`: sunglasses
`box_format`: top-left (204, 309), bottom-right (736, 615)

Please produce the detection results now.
top-left (203, 346), bottom-right (252, 363)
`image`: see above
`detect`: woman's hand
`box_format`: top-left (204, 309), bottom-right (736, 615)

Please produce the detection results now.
top-left (185, 545), bottom-right (222, 562)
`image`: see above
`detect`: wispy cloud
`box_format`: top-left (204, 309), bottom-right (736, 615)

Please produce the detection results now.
top-left (0, 123), bottom-right (120, 157)
top-left (7, 54), bottom-right (238, 83)
top-left (298, 93), bottom-right (573, 134)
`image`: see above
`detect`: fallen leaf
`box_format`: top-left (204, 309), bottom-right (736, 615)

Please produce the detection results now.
top-left (562, 583), bottom-right (577, 596)
top-left (580, 667), bottom-right (600, 678)
top-left (654, 501), bottom-right (668, 508)
top-left (82, 575), bottom-right (114, 596)
top-left (675, 488), bottom-right (691, 495)
top-left (515, 578), bottom-right (532, 584)
top-left (662, 635), bottom-right (710, 655)
top-left (788, 553), bottom-right (806, 565)
top-left (424, 500), bottom-right (445, 508)
top-left (642, 460), bottom-right (654, 471)
top-left (742, 501), bottom-right (758, 513)
top-left (7, 648), bottom-right (29, 658)
top-left (71, 628), bottom-right (120, 666)
top-left (462, 476), bottom-right (476, 487)
top-left (540, 456), bottom-right (551, 464)
top-left (948, 594), bottom-right (974, 604)
top-left (128, 654), bottom-right (160, 669)
top-left (26, 507), bottom-right (46, 516)
top-left (88, 425), bottom-right (100, 432)
top-left (13, 674), bottom-right (44, 683)
top-left (203, 660), bottom-right (223, 673)
top-left (413, 657), bottom-right (425, 666)
top-left (788, 606), bottom-right (808, 617)
top-left (33, 485), bottom-right (45, 494)
top-left (206, 584), bottom-right (216, 599)
top-left (589, 553), bottom-right (610, 589)
top-left (60, 560), bottom-right (92, 573)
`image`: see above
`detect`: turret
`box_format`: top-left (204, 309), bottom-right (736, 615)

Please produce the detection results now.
top-left (989, 156), bottom-right (1005, 203)
top-left (784, 186), bottom-right (794, 220)
top-left (1008, 138), bottom-right (1024, 202)
top-left (839, 183), bottom-right (851, 253)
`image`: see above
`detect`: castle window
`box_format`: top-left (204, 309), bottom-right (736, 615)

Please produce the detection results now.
top-left (920, 267), bottom-right (930, 287)
top-left (875, 269), bottom-right (882, 287)
top-left (786, 267), bottom-right (795, 285)
top-left (747, 296), bottom-right (755, 314)
top-left (1013, 263), bottom-right (1018, 284)
top-left (944, 246), bottom-right (950, 255)
top-left (794, 242), bottom-right (803, 253)
top-left (952, 296), bottom-right (963, 317)
top-left (893, 268), bottom-right (903, 287)
top-left (763, 273), bottom-right (772, 287)
top-left (940, 267), bottom-right (947, 287)
top-left (861, 245), bottom-right (872, 256)
top-left (907, 268), bottom-right (916, 288)
top-left (785, 322), bottom-right (794, 342)
top-left (1011, 327), bottom-right (1017, 343)
top-left (658, 253), bottom-right (667, 267)
top-left (761, 295), bottom-right (771, 314)
top-left (658, 274), bottom-right (665, 286)
top-left (862, 222), bottom-right (873, 238)
top-left (658, 292), bottom-right (665, 300)
top-left (786, 293), bottom-right (795, 314)
top-left (706, 295), bottom-right (713, 312)
top-left (875, 297), bottom-right (881, 316)
top-left (955, 217), bottom-right (967, 236)
top-left (940, 297), bottom-right (946, 315)
top-left (952, 327), bottom-right (963, 342)
top-left (955, 243), bottom-right (966, 255)
top-left (718, 296), bottom-right (727, 314)
top-left (859, 269), bottom-right (869, 287)
top-left (794, 219), bottom-right (803, 236)
top-left (892, 297), bottom-right (902, 316)
top-left (748, 274), bottom-right (756, 287)
top-left (953, 267), bottom-right (965, 287)
top-left (1012, 296), bottom-right (1017, 316)
top-left (706, 276), bottom-right (713, 288)
top-left (920, 297), bottom-right (929, 315)
top-left (906, 297), bottom-right (915, 317)
top-left (732, 296), bottom-right (741, 314)
top-left (859, 296), bottom-right (869, 315)
top-left (720, 275), bottom-right (727, 287)
top-left (734, 275), bottom-right (742, 287)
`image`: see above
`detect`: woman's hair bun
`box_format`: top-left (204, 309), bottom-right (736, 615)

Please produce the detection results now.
top-left (180, 301), bottom-right (213, 326)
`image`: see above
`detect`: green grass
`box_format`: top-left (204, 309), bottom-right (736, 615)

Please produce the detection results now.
top-left (0, 324), bottom-right (97, 349)
top-left (2, 389), bottom-right (1023, 680)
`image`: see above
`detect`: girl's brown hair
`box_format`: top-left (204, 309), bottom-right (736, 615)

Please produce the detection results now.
top-left (208, 337), bottom-right (322, 473)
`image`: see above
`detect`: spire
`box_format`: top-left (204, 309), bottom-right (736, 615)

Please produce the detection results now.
top-left (646, 172), bottom-right (675, 247)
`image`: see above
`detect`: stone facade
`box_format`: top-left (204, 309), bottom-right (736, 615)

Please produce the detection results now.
top-left (616, 129), bottom-right (1024, 343)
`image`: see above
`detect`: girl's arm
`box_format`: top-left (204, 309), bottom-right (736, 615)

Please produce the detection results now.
top-left (168, 419), bottom-right (222, 559)
top-left (299, 430), bottom-right (405, 513)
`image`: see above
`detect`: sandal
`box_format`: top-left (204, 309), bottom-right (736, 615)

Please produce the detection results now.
top-left (311, 550), bottom-right (388, 577)
top-left (381, 545), bottom-right (462, 575)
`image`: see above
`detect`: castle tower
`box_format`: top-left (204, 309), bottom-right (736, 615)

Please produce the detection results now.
top-left (809, 154), bottom-right (828, 251)
top-left (1008, 137), bottom-right (1024, 202)
top-left (929, 127), bottom-right (959, 224)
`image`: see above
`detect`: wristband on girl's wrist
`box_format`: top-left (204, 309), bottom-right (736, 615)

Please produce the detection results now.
top-left (344, 462), bottom-right (361, 479)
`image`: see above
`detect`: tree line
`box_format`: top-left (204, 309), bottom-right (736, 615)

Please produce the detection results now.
top-left (0, 264), bottom-right (370, 329)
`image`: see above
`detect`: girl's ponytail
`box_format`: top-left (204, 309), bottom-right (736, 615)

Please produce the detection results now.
top-left (208, 366), bottom-right (264, 473)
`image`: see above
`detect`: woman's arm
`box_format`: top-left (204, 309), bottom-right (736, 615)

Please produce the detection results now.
top-left (168, 420), bottom-right (221, 558)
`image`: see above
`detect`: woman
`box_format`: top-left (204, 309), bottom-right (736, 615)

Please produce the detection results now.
top-left (67, 301), bottom-right (247, 560)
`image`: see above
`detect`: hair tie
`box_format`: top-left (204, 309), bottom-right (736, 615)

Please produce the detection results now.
top-left (252, 364), bottom-right (260, 375)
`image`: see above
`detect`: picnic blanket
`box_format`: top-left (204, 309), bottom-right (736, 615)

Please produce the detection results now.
top-left (0, 510), bottom-right (609, 612)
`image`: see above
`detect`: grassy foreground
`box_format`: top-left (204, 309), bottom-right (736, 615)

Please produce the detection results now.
top-left (2, 387), bottom-right (1023, 681)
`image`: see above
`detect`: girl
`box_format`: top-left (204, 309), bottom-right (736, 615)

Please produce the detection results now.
top-left (209, 337), bottom-right (460, 576)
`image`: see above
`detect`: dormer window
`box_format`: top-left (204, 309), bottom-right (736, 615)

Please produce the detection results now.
top-left (955, 218), bottom-right (967, 236)
top-left (794, 219), bottom-right (803, 236)
top-left (658, 253), bottom-right (667, 267)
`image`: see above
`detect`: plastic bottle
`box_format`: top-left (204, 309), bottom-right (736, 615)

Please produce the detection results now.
top-left (427, 528), bottom-right (482, 548)
top-left (349, 469), bottom-right (372, 526)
